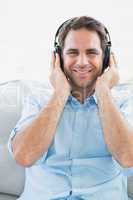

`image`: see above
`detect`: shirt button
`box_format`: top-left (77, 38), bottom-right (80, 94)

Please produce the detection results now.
top-left (70, 190), bottom-right (72, 195)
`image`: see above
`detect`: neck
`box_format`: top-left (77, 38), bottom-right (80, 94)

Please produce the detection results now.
top-left (71, 86), bottom-right (95, 104)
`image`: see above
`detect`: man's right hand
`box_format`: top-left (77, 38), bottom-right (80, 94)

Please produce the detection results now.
top-left (49, 52), bottom-right (71, 96)
top-left (12, 52), bottom-right (71, 167)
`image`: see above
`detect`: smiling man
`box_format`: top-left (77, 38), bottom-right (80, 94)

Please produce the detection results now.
top-left (8, 16), bottom-right (133, 200)
top-left (62, 28), bottom-right (103, 101)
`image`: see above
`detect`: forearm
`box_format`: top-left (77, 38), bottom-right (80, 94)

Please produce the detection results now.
top-left (96, 84), bottom-right (133, 167)
top-left (12, 90), bottom-right (69, 166)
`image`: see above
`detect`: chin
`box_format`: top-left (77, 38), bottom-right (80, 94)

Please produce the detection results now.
top-left (72, 80), bottom-right (95, 90)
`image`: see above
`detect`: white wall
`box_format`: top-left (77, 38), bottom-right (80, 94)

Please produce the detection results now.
top-left (0, 0), bottom-right (133, 83)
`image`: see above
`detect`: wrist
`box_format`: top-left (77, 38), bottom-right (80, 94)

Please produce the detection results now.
top-left (95, 82), bottom-right (111, 103)
top-left (55, 84), bottom-right (71, 96)
top-left (54, 89), bottom-right (70, 105)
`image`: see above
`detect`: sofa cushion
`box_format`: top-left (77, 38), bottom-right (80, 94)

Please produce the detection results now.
top-left (128, 176), bottom-right (133, 199)
top-left (0, 145), bottom-right (25, 196)
top-left (0, 194), bottom-right (18, 200)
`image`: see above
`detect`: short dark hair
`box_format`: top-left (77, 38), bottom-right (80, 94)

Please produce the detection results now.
top-left (57, 16), bottom-right (108, 53)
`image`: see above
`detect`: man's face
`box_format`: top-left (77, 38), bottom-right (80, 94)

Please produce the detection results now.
top-left (62, 28), bottom-right (103, 90)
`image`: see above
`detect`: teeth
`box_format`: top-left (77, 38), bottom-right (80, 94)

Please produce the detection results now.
top-left (78, 71), bottom-right (88, 73)
top-left (73, 68), bottom-right (93, 73)
top-left (77, 70), bottom-right (92, 73)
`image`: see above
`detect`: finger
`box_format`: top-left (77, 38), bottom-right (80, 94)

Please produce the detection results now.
top-left (50, 52), bottom-right (56, 74)
top-left (55, 53), bottom-right (61, 69)
top-left (109, 52), bottom-right (117, 68)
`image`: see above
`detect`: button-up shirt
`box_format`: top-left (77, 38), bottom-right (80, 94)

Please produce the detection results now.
top-left (8, 84), bottom-right (133, 200)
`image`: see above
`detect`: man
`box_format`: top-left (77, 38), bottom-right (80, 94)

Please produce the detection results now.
top-left (8, 16), bottom-right (133, 200)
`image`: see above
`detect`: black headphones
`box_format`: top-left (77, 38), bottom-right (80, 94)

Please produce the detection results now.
top-left (54, 18), bottom-right (112, 73)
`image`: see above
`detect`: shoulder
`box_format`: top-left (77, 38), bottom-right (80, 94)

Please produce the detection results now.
top-left (111, 82), bottom-right (133, 108)
top-left (20, 80), bottom-right (54, 110)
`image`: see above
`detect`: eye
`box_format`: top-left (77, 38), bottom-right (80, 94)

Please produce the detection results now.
top-left (67, 51), bottom-right (78, 56)
top-left (87, 51), bottom-right (99, 55)
top-left (86, 51), bottom-right (100, 58)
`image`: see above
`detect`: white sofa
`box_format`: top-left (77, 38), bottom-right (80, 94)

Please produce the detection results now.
top-left (0, 80), bottom-right (133, 200)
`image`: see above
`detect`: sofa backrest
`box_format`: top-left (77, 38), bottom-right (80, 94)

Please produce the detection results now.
top-left (0, 80), bottom-right (25, 196)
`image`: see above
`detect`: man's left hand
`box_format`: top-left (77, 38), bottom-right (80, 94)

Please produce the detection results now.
top-left (95, 53), bottom-right (119, 93)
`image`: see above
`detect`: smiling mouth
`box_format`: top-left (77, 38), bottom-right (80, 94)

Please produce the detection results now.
top-left (73, 68), bottom-right (93, 74)
top-left (72, 70), bottom-right (93, 79)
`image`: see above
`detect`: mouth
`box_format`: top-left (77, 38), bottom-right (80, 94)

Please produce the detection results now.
top-left (72, 68), bottom-right (93, 78)
top-left (73, 67), bottom-right (93, 72)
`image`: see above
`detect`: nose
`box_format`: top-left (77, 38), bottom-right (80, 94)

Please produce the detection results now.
top-left (76, 54), bottom-right (88, 68)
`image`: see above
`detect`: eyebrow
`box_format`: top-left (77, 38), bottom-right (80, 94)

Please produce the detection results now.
top-left (65, 48), bottom-right (78, 53)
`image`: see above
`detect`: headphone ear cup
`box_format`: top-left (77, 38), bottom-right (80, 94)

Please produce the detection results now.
top-left (54, 45), bottom-right (60, 54)
top-left (54, 45), bottom-right (64, 72)
top-left (102, 46), bottom-right (110, 72)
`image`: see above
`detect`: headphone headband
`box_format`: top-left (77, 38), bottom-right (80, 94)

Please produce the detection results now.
top-left (54, 19), bottom-right (73, 48)
top-left (54, 18), bottom-right (112, 49)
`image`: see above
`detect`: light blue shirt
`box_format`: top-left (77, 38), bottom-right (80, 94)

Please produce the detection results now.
top-left (8, 84), bottom-right (133, 200)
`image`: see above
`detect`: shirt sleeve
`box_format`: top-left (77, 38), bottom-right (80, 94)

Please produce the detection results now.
top-left (120, 96), bottom-right (133, 174)
top-left (7, 94), bottom-right (48, 165)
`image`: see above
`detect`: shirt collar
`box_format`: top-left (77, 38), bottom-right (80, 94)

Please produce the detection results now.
top-left (67, 91), bottom-right (98, 109)
top-left (92, 92), bottom-right (98, 104)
